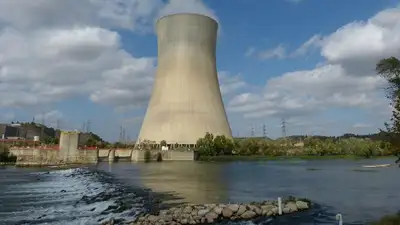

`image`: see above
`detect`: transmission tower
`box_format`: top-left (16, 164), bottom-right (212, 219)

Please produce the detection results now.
top-left (40, 112), bottom-right (45, 139)
top-left (119, 125), bottom-right (123, 142)
top-left (262, 124), bottom-right (267, 139)
top-left (251, 125), bottom-right (255, 137)
top-left (281, 118), bottom-right (287, 139)
top-left (86, 120), bottom-right (91, 133)
top-left (122, 128), bottom-right (126, 145)
top-left (82, 122), bottom-right (86, 132)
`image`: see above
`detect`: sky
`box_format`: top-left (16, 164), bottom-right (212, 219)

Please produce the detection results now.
top-left (0, 0), bottom-right (399, 141)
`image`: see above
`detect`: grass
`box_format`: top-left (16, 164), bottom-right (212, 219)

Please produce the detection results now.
top-left (371, 213), bottom-right (400, 225)
top-left (197, 155), bottom-right (395, 162)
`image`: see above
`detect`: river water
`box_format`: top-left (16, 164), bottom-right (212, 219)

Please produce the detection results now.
top-left (0, 158), bottom-right (398, 225)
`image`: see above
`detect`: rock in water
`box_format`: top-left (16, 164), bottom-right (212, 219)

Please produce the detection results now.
top-left (222, 207), bottom-right (233, 218)
top-left (241, 210), bottom-right (257, 219)
top-left (132, 198), bottom-right (312, 225)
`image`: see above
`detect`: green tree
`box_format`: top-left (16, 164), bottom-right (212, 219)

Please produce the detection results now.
top-left (213, 135), bottom-right (234, 155)
top-left (196, 133), bottom-right (216, 156)
top-left (376, 57), bottom-right (400, 165)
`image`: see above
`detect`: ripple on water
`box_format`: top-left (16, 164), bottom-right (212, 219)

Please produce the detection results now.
top-left (0, 167), bottom-right (155, 225)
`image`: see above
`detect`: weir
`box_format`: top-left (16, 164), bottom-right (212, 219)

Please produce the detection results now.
top-left (8, 132), bottom-right (195, 166)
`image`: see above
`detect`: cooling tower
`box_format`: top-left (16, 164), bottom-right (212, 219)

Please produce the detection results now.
top-left (137, 13), bottom-right (232, 145)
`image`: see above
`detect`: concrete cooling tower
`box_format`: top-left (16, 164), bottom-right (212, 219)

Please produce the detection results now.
top-left (137, 13), bottom-right (232, 145)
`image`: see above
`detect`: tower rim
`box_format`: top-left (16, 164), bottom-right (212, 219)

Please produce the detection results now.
top-left (156, 13), bottom-right (218, 26)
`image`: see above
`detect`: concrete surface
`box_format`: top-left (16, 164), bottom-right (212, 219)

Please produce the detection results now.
top-left (10, 131), bottom-right (98, 166)
top-left (138, 13), bottom-right (232, 145)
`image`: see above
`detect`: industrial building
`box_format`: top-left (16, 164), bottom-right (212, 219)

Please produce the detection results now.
top-left (137, 13), bottom-right (232, 145)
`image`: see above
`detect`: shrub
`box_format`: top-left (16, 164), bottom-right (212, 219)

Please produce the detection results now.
top-left (195, 133), bottom-right (392, 159)
top-left (371, 212), bottom-right (400, 225)
top-left (0, 144), bottom-right (16, 163)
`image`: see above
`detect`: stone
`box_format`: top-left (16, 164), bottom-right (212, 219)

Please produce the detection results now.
top-left (183, 206), bottom-right (193, 214)
top-left (286, 202), bottom-right (298, 212)
top-left (191, 209), bottom-right (198, 216)
top-left (147, 215), bottom-right (158, 222)
top-left (282, 207), bottom-right (290, 214)
top-left (296, 201), bottom-right (309, 210)
top-left (252, 206), bottom-right (262, 215)
top-left (236, 205), bottom-right (246, 216)
top-left (261, 205), bottom-right (274, 211)
top-left (205, 212), bottom-right (218, 221)
top-left (241, 210), bottom-right (256, 219)
top-left (228, 204), bottom-right (239, 213)
top-left (222, 207), bottom-right (233, 218)
top-left (132, 198), bottom-right (312, 225)
top-left (197, 209), bottom-right (209, 217)
top-left (213, 206), bottom-right (223, 215)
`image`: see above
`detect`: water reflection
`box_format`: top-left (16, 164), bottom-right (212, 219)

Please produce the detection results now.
top-left (96, 158), bottom-right (400, 224)
top-left (135, 162), bottom-right (228, 205)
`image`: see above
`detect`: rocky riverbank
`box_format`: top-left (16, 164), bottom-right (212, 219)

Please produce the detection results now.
top-left (130, 198), bottom-right (311, 225)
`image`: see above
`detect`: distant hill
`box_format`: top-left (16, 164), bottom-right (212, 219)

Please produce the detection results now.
top-left (276, 131), bottom-right (390, 142)
top-left (1, 122), bottom-right (105, 145)
top-left (235, 132), bottom-right (390, 142)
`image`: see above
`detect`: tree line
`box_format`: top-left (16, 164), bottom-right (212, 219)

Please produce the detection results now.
top-left (196, 56), bottom-right (400, 165)
top-left (195, 133), bottom-right (392, 160)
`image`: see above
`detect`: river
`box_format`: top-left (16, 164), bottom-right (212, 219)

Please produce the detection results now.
top-left (0, 158), bottom-right (398, 225)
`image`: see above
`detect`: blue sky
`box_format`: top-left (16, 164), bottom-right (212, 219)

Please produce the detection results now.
top-left (0, 0), bottom-right (399, 141)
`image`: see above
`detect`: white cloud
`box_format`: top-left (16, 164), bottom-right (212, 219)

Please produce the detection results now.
top-left (257, 44), bottom-right (287, 60)
top-left (0, 0), bottom-right (222, 110)
top-left (0, 0), bottom-right (163, 31)
top-left (218, 72), bottom-right (247, 95)
top-left (232, 7), bottom-right (400, 121)
top-left (229, 64), bottom-right (387, 118)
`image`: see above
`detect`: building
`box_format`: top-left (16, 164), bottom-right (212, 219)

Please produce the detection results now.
top-left (137, 13), bottom-right (232, 145)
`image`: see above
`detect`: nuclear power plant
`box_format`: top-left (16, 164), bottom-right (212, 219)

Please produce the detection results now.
top-left (137, 13), bottom-right (232, 145)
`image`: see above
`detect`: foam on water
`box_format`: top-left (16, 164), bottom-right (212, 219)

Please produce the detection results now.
top-left (0, 167), bottom-right (152, 225)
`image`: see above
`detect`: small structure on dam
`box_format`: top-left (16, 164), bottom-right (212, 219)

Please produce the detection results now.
top-left (12, 131), bottom-right (98, 166)
top-left (137, 13), bottom-right (232, 146)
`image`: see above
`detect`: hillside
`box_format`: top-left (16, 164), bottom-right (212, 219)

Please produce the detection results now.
top-left (5, 122), bottom-right (105, 145)
top-left (276, 131), bottom-right (390, 142)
